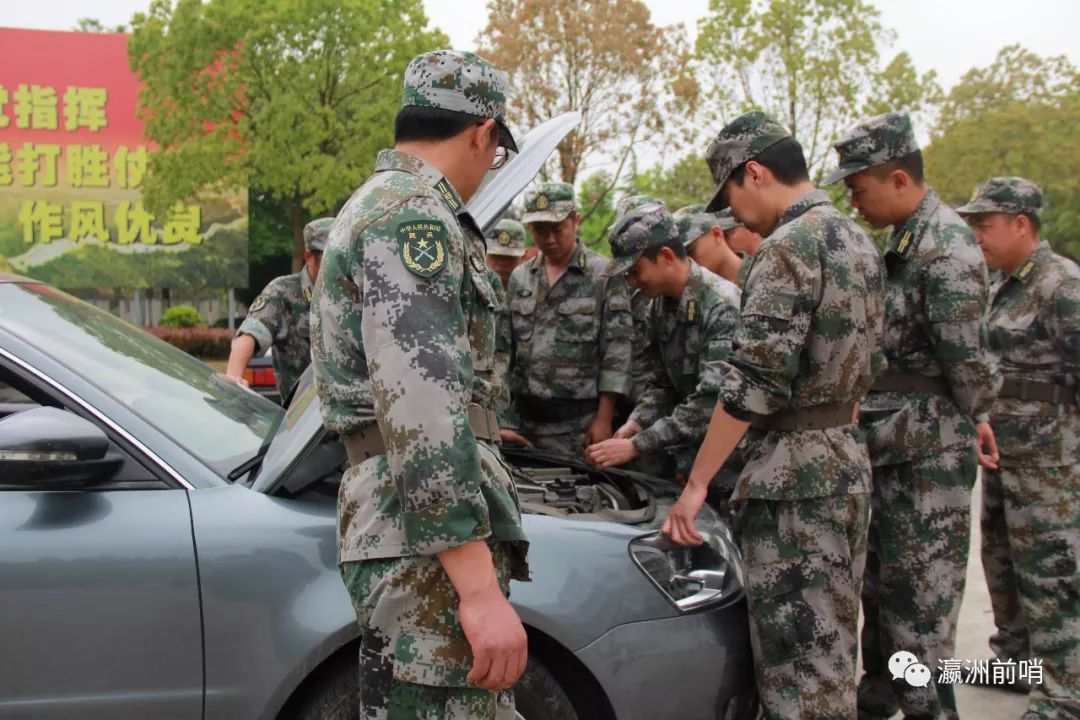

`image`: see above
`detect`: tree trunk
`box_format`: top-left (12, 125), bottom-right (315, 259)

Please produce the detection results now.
top-left (286, 202), bottom-right (305, 273)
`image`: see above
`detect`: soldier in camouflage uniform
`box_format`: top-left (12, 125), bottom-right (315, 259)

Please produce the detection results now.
top-left (227, 217), bottom-right (331, 399)
top-left (685, 207), bottom-right (751, 287)
top-left (826, 112), bottom-right (1002, 720)
top-left (665, 111), bottom-right (887, 720)
top-left (958, 177), bottom-right (1080, 719)
top-left (485, 219), bottom-right (525, 421)
top-left (310, 50), bottom-right (529, 720)
top-left (585, 204), bottom-right (741, 479)
top-left (505, 182), bottom-right (633, 456)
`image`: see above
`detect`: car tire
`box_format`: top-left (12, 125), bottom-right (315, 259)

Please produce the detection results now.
top-left (288, 654), bottom-right (358, 720)
top-left (514, 655), bottom-right (578, 720)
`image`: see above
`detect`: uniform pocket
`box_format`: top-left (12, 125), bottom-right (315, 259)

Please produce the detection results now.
top-left (510, 295), bottom-right (536, 343)
top-left (392, 629), bottom-right (472, 688)
top-left (554, 297), bottom-right (598, 342)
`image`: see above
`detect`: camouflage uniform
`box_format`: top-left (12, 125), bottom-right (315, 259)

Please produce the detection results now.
top-left (958, 178), bottom-right (1080, 720)
top-left (506, 183), bottom-right (633, 456)
top-left (485, 219), bottom-right (525, 398)
top-left (310, 50), bottom-right (527, 720)
top-left (236, 217), bottom-right (332, 398)
top-left (826, 112), bottom-right (1001, 720)
top-left (605, 204), bottom-right (741, 476)
top-left (706, 112), bottom-right (887, 720)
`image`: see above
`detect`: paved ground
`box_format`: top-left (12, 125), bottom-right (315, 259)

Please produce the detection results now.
top-left (877, 471), bottom-right (1029, 718)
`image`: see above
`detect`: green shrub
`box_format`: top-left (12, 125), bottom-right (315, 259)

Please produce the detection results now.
top-left (160, 305), bottom-right (205, 328)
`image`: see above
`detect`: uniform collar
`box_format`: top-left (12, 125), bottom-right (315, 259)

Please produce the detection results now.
top-left (530, 241), bottom-right (587, 273)
top-left (675, 260), bottom-right (704, 322)
top-left (775, 189), bottom-right (831, 232)
top-left (300, 266), bottom-right (315, 302)
top-left (374, 148), bottom-right (468, 215)
top-left (886, 188), bottom-right (940, 262)
top-left (1009, 240), bottom-right (1051, 285)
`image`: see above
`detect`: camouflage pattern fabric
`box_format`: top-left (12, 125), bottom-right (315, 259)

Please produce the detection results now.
top-left (956, 175), bottom-right (1044, 217)
top-left (236, 267), bottom-right (313, 398)
top-left (521, 181), bottom-right (575, 224)
top-left (615, 193), bottom-right (665, 219)
top-left (485, 218), bottom-right (526, 257)
top-left (673, 204), bottom-right (719, 248)
top-left (629, 262), bottom-right (741, 475)
top-left (506, 243), bottom-right (632, 455)
top-left (721, 189), bottom-right (886, 502)
top-left (704, 111), bottom-right (791, 212)
top-left (978, 239), bottom-right (1080, 719)
top-left (605, 203), bottom-right (677, 277)
top-left (855, 187), bottom-right (998, 719)
top-left (823, 111), bottom-right (920, 186)
top-left (859, 189), bottom-right (999, 466)
top-left (311, 147), bottom-right (529, 717)
top-left (736, 493), bottom-right (870, 720)
top-left (717, 207), bottom-right (743, 231)
top-left (304, 216), bottom-right (334, 252)
top-left (341, 542), bottom-right (518, 720)
top-left (718, 188), bottom-right (886, 719)
top-left (981, 465), bottom-right (1080, 719)
top-left (486, 265), bottom-right (512, 407)
top-left (857, 445), bottom-right (978, 720)
top-left (401, 50), bottom-right (517, 152)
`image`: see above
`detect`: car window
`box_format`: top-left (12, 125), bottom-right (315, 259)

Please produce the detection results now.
top-left (0, 379), bottom-right (32, 404)
top-left (0, 283), bottom-right (283, 477)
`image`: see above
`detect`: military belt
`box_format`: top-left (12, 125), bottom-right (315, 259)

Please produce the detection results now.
top-left (870, 370), bottom-right (950, 397)
top-left (998, 376), bottom-right (1073, 404)
top-left (515, 395), bottom-right (596, 424)
top-left (750, 402), bottom-right (857, 431)
top-left (342, 404), bottom-right (501, 466)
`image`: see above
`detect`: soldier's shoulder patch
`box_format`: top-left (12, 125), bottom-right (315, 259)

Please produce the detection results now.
top-left (249, 294), bottom-right (270, 313)
top-left (397, 219), bottom-right (449, 278)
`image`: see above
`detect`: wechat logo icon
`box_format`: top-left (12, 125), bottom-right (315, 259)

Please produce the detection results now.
top-left (889, 650), bottom-right (932, 688)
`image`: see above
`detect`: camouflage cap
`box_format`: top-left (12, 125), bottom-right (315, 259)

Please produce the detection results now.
top-left (615, 194), bottom-right (665, 219)
top-left (485, 218), bottom-right (527, 257)
top-left (673, 204), bottom-right (719, 248)
top-left (604, 203), bottom-right (679, 277)
top-left (705, 111), bottom-right (792, 212)
top-left (303, 217), bottom-right (334, 252)
top-left (717, 208), bottom-right (743, 231)
top-left (824, 111), bottom-right (920, 186)
top-left (401, 50), bottom-right (518, 153)
top-left (523, 182), bottom-right (576, 224)
top-left (956, 176), bottom-right (1044, 218)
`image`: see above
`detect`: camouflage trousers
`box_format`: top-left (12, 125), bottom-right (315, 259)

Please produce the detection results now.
top-left (858, 445), bottom-right (977, 720)
top-left (735, 493), bottom-right (870, 720)
top-left (522, 412), bottom-right (594, 458)
top-left (340, 544), bottom-right (517, 720)
top-left (981, 464), bottom-right (1080, 719)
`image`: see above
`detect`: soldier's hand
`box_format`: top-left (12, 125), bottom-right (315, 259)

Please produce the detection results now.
top-left (499, 429), bottom-right (533, 447)
top-left (613, 420), bottom-right (642, 440)
top-left (585, 416), bottom-right (614, 445)
top-left (459, 589), bottom-right (528, 692)
top-left (975, 421), bottom-right (1000, 470)
top-left (585, 438), bottom-right (639, 469)
top-left (218, 372), bottom-right (249, 388)
top-left (662, 483), bottom-right (707, 545)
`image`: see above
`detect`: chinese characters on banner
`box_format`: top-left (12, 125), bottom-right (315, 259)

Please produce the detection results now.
top-left (0, 28), bottom-right (247, 289)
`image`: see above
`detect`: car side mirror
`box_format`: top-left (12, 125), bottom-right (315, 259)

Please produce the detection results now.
top-left (0, 407), bottom-right (123, 489)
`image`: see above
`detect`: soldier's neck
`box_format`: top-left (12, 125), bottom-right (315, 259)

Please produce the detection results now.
top-left (892, 184), bottom-right (930, 227)
top-left (395, 141), bottom-right (472, 203)
top-left (665, 260), bottom-right (692, 299)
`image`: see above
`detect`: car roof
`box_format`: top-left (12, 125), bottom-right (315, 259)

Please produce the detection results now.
top-left (0, 273), bottom-right (38, 284)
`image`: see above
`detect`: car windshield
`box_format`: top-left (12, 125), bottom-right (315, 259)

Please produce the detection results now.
top-left (0, 282), bottom-right (283, 477)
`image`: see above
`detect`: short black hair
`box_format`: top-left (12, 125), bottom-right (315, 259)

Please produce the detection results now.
top-left (729, 136), bottom-right (809, 187)
top-left (394, 105), bottom-right (497, 144)
top-left (641, 238), bottom-right (687, 261)
top-left (869, 149), bottom-right (925, 185)
top-left (1021, 212), bottom-right (1042, 234)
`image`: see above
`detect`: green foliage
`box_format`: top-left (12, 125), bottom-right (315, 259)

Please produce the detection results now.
top-left (160, 304), bottom-right (205, 328)
top-left (696, 0), bottom-right (940, 181)
top-left (578, 171), bottom-right (615, 254)
top-left (926, 46), bottom-right (1080, 260)
top-left (129, 0), bottom-right (447, 265)
top-left (628, 153), bottom-right (715, 212)
top-left (74, 17), bottom-right (128, 32)
top-left (146, 326), bottom-right (234, 358)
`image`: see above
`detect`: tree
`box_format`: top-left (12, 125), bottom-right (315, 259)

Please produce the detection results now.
top-left (628, 153), bottom-right (715, 212)
top-left (925, 46), bottom-right (1080, 259)
top-left (478, 0), bottom-right (699, 221)
top-left (74, 18), bottom-right (129, 33)
top-left (696, 0), bottom-right (940, 182)
top-left (577, 171), bottom-right (615, 253)
top-left (129, 0), bottom-right (447, 270)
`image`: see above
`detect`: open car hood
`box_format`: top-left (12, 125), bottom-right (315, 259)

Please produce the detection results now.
top-left (251, 112), bottom-right (580, 494)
